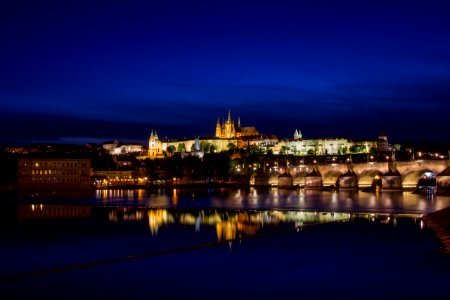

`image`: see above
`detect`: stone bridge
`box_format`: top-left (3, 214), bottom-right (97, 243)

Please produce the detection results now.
top-left (250, 160), bottom-right (449, 190)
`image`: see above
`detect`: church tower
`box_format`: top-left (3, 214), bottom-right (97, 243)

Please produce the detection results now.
top-left (224, 110), bottom-right (235, 138)
top-left (215, 110), bottom-right (238, 139)
top-left (215, 118), bottom-right (222, 138)
top-left (294, 129), bottom-right (302, 140)
top-left (148, 129), bottom-right (162, 159)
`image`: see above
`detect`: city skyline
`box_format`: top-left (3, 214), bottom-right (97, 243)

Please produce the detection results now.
top-left (1, 1), bottom-right (450, 145)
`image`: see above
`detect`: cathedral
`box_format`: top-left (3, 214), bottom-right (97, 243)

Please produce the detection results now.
top-left (215, 111), bottom-right (259, 139)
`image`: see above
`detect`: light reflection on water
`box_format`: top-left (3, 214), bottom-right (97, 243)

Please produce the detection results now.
top-left (16, 204), bottom-right (424, 243)
top-left (92, 187), bottom-right (450, 215)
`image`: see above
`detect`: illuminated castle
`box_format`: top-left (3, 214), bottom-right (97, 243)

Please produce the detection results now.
top-left (215, 110), bottom-right (259, 139)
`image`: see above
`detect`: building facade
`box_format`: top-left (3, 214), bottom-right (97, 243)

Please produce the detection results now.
top-left (92, 170), bottom-right (137, 186)
top-left (18, 157), bottom-right (91, 189)
top-left (102, 142), bottom-right (143, 155)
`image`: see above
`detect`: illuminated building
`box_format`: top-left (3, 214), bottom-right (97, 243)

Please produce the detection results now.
top-left (18, 157), bottom-right (91, 189)
top-left (137, 111), bottom-right (384, 157)
top-left (92, 170), bottom-right (136, 186)
top-left (215, 110), bottom-right (259, 139)
top-left (273, 130), bottom-right (379, 155)
top-left (137, 130), bottom-right (164, 160)
top-left (103, 141), bottom-right (143, 155)
top-left (377, 132), bottom-right (390, 152)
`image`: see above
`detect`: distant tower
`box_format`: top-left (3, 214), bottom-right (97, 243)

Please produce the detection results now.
top-left (377, 132), bottom-right (389, 152)
top-left (194, 136), bottom-right (201, 152)
top-left (238, 117), bottom-right (241, 128)
top-left (294, 129), bottom-right (302, 140)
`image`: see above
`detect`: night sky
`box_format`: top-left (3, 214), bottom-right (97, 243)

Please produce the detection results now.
top-left (1, 0), bottom-right (450, 145)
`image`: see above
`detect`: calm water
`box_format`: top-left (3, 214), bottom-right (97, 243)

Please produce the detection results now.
top-left (1, 188), bottom-right (450, 299)
top-left (5, 187), bottom-right (450, 214)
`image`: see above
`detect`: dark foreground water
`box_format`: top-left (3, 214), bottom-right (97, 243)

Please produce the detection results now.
top-left (1, 188), bottom-right (450, 299)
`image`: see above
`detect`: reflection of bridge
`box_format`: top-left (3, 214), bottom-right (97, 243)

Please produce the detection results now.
top-left (250, 160), bottom-right (449, 190)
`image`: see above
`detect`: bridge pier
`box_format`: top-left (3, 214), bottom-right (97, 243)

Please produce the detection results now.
top-left (338, 171), bottom-right (358, 190)
top-left (305, 168), bottom-right (322, 189)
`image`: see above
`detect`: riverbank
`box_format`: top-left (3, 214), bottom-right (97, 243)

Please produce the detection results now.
top-left (424, 206), bottom-right (450, 255)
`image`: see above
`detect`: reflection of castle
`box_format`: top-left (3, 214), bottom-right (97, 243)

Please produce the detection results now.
top-left (215, 110), bottom-right (259, 139)
top-left (140, 208), bottom-right (350, 241)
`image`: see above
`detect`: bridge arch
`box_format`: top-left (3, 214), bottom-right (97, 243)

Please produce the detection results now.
top-left (268, 172), bottom-right (281, 186)
top-left (250, 173), bottom-right (269, 186)
top-left (278, 173), bottom-right (293, 187)
top-left (358, 169), bottom-right (383, 188)
top-left (293, 172), bottom-right (306, 187)
top-left (323, 170), bottom-right (342, 187)
top-left (402, 169), bottom-right (436, 189)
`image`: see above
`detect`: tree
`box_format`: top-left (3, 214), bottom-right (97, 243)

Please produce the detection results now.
top-left (177, 143), bottom-right (186, 152)
top-left (166, 145), bottom-right (176, 155)
top-left (280, 146), bottom-right (289, 155)
top-left (227, 143), bottom-right (237, 154)
top-left (200, 141), bottom-right (211, 153)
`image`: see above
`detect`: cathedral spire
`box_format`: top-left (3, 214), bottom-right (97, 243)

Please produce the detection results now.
top-left (215, 117), bottom-right (222, 137)
top-left (228, 109), bottom-right (231, 122)
top-left (238, 117), bottom-right (241, 128)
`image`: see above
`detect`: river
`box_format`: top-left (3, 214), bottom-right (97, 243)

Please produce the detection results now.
top-left (1, 188), bottom-right (450, 299)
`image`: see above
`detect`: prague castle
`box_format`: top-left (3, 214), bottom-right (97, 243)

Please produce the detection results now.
top-left (136, 110), bottom-right (385, 160)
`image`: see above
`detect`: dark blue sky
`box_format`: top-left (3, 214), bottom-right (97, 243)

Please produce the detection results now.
top-left (1, 0), bottom-right (450, 145)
